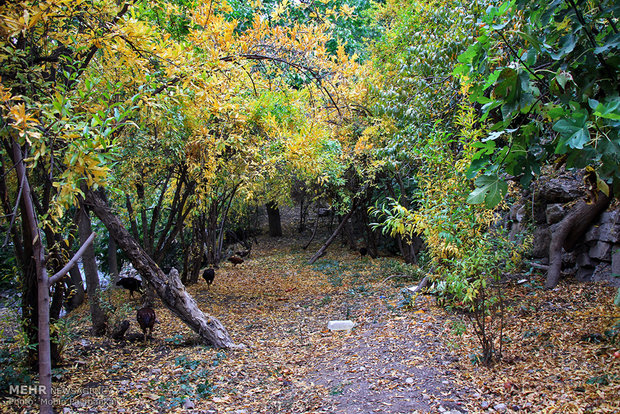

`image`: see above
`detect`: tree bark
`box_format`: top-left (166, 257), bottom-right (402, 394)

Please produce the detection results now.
top-left (308, 202), bottom-right (357, 264)
top-left (77, 205), bottom-right (107, 335)
top-left (266, 201), bottom-right (282, 237)
top-left (108, 237), bottom-right (119, 284)
top-left (546, 190), bottom-right (612, 289)
top-left (65, 265), bottom-right (85, 311)
top-left (10, 139), bottom-right (53, 413)
top-left (84, 187), bottom-right (243, 349)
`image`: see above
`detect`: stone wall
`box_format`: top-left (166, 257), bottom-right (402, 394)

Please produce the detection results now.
top-left (509, 172), bottom-right (620, 287)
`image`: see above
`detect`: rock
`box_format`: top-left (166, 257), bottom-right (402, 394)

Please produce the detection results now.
top-left (530, 227), bottom-right (552, 258)
top-left (493, 403), bottom-right (507, 413)
top-left (577, 253), bottom-right (592, 268)
top-left (480, 401), bottom-right (490, 409)
top-left (405, 377), bottom-right (414, 384)
top-left (537, 174), bottom-right (585, 203)
top-left (599, 223), bottom-right (619, 243)
top-left (589, 241), bottom-right (612, 261)
top-left (151, 368), bottom-right (162, 375)
top-left (587, 222), bottom-right (619, 244)
top-left (182, 398), bottom-right (195, 409)
top-left (118, 262), bottom-right (142, 280)
top-left (592, 263), bottom-right (620, 286)
top-left (510, 204), bottom-right (527, 222)
top-left (546, 204), bottom-right (565, 224)
top-left (576, 267), bottom-right (594, 282)
top-left (612, 246), bottom-right (620, 277)
top-left (585, 225), bottom-right (601, 243)
top-left (600, 210), bottom-right (619, 225)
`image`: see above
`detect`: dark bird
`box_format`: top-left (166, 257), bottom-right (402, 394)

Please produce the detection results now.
top-left (359, 247), bottom-right (368, 257)
top-left (202, 268), bottom-right (215, 289)
top-left (116, 277), bottom-right (142, 298)
top-left (111, 320), bottom-right (130, 341)
top-left (228, 255), bottom-right (244, 266)
top-left (136, 307), bottom-right (157, 343)
top-left (235, 248), bottom-right (251, 258)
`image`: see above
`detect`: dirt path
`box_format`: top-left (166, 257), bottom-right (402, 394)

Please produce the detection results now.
top-left (305, 304), bottom-right (469, 414)
top-left (197, 235), bottom-right (473, 413)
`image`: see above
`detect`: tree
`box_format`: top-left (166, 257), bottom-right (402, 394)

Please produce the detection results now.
top-left (455, 0), bottom-right (619, 287)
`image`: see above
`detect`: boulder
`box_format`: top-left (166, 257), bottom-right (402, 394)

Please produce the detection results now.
top-left (546, 204), bottom-right (566, 224)
top-left (589, 241), bottom-right (612, 261)
top-left (612, 246), bottom-right (620, 277)
top-left (530, 227), bottom-right (551, 258)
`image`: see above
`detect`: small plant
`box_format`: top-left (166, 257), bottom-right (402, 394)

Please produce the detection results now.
top-left (0, 347), bottom-right (32, 397)
top-left (440, 231), bottom-right (526, 366)
top-left (319, 295), bottom-right (332, 306)
top-left (451, 320), bottom-right (467, 337)
top-left (165, 334), bottom-right (185, 345)
top-left (327, 275), bottom-right (343, 287)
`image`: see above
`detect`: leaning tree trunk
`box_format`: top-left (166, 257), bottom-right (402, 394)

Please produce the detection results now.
top-left (308, 203), bottom-right (358, 264)
top-left (546, 190), bottom-right (612, 289)
top-left (84, 188), bottom-right (243, 349)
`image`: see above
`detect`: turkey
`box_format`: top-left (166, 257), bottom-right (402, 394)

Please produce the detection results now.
top-left (136, 307), bottom-right (157, 343)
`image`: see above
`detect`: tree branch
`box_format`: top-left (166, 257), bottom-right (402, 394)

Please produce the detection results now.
top-left (48, 232), bottom-right (96, 285)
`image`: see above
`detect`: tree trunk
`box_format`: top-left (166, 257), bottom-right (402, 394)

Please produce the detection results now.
top-left (397, 236), bottom-right (417, 264)
top-left (65, 265), bottom-right (85, 311)
top-left (108, 237), bottom-right (119, 285)
top-left (77, 205), bottom-right (107, 335)
top-left (303, 211), bottom-right (320, 250)
top-left (84, 187), bottom-right (243, 349)
top-left (10, 139), bottom-right (53, 413)
top-left (546, 190), bottom-right (611, 289)
top-left (266, 201), bottom-right (282, 237)
top-left (99, 190), bottom-right (120, 284)
top-left (188, 216), bottom-right (206, 285)
top-left (308, 203), bottom-right (358, 264)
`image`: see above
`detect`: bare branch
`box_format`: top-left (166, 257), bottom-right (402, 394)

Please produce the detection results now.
top-left (48, 232), bottom-right (96, 285)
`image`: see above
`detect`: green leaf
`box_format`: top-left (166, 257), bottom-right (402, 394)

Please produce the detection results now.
top-left (592, 96), bottom-right (620, 120)
top-left (467, 174), bottom-right (508, 208)
top-left (553, 115), bottom-right (590, 152)
top-left (555, 71), bottom-right (572, 90)
top-left (549, 33), bottom-right (577, 60)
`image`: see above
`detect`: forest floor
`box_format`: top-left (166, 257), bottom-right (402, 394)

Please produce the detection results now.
top-left (1, 228), bottom-right (619, 413)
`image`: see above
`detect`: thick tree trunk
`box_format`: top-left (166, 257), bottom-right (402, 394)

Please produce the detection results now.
top-left (546, 190), bottom-right (611, 289)
top-left (308, 203), bottom-right (357, 264)
top-left (77, 205), bottom-right (107, 335)
top-left (84, 188), bottom-right (243, 349)
top-left (266, 201), bottom-right (282, 237)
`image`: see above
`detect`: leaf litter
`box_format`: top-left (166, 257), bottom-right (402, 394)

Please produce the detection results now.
top-left (1, 235), bottom-right (618, 413)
